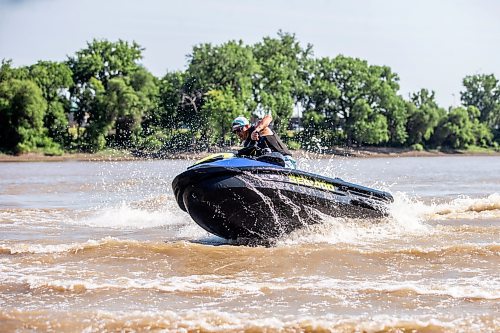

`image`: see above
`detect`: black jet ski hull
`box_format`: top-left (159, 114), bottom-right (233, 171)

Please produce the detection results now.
top-left (172, 162), bottom-right (393, 240)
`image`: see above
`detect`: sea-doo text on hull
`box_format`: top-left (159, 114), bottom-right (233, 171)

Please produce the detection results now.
top-left (172, 153), bottom-right (393, 240)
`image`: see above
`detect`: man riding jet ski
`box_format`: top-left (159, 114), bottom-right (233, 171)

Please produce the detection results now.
top-left (231, 115), bottom-right (297, 169)
top-left (172, 115), bottom-right (393, 241)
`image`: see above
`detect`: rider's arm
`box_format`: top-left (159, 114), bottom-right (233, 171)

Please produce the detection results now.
top-left (251, 114), bottom-right (272, 140)
top-left (255, 114), bottom-right (272, 134)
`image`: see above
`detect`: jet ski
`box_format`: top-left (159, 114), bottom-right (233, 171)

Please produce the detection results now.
top-left (172, 151), bottom-right (393, 240)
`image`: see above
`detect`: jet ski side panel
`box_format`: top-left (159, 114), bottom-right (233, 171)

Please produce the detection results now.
top-left (174, 164), bottom-right (392, 240)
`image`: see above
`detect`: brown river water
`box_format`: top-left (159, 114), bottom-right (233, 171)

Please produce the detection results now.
top-left (0, 156), bottom-right (499, 332)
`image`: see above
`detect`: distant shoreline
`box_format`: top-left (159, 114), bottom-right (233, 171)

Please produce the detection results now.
top-left (1, 147), bottom-right (499, 163)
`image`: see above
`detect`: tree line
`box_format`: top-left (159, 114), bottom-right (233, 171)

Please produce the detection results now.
top-left (1, 32), bottom-right (499, 155)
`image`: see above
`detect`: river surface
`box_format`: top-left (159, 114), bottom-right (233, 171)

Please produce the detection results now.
top-left (0, 156), bottom-right (499, 332)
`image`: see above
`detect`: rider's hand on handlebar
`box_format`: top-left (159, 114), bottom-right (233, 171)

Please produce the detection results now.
top-left (251, 130), bottom-right (260, 141)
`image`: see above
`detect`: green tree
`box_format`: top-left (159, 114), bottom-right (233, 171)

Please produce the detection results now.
top-left (299, 58), bottom-right (341, 146)
top-left (252, 31), bottom-right (312, 135)
top-left (370, 65), bottom-right (407, 145)
top-left (101, 77), bottom-right (142, 148)
top-left (187, 41), bottom-right (256, 101)
top-left (301, 110), bottom-right (326, 138)
top-left (28, 61), bottom-right (74, 146)
top-left (67, 39), bottom-right (153, 150)
top-left (0, 79), bottom-right (58, 154)
top-left (461, 74), bottom-right (500, 129)
top-left (137, 71), bottom-right (187, 153)
top-left (405, 89), bottom-right (446, 146)
top-left (302, 55), bottom-right (405, 146)
top-left (0, 59), bottom-right (29, 82)
top-left (79, 78), bottom-right (106, 150)
top-left (68, 39), bottom-right (143, 88)
top-left (184, 40), bottom-right (257, 147)
top-left (84, 69), bottom-right (158, 151)
top-left (432, 106), bottom-right (492, 149)
top-left (351, 99), bottom-right (389, 145)
top-left (130, 66), bottom-right (158, 110)
top-left (150, 71), bottom-right (184, 132)
top-left (204, 88), bottom-right (246, 147)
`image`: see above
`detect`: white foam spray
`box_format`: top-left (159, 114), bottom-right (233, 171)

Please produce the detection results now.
top-left (278, 192), bottom-right (500, 246)
top-left (72, 202), bottom-right (191, 230)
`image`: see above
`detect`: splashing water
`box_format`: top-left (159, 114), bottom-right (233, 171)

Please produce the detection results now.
top-left (278, 192), bottom-right (500, 246)
top-left (75, 202), bottom-right (181, 230)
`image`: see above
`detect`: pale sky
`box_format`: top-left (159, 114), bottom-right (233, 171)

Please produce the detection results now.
top-left (1, 0), bottom-right (499, 107)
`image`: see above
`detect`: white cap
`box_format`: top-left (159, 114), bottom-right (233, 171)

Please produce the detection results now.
top-left (231, 116), bottom-right (249, 131)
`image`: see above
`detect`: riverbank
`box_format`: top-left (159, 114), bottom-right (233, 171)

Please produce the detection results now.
top-left (1, 146), bottom-right (499, 162)
top-left (0, 150), bottom-right (138, 162)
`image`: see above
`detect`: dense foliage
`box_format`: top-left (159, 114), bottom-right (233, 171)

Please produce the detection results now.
top-left (1, 33), bottom-right (499, 155)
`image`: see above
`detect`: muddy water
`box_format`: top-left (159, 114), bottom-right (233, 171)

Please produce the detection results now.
top-left (0, 156), bottom-right (499, 332)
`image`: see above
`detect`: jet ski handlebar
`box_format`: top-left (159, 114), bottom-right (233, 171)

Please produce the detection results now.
top-left (236, 137), bottom-right (270, 157)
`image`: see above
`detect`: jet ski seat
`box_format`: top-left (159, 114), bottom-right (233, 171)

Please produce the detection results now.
top-left (256, 152), bottom-right (286, 167)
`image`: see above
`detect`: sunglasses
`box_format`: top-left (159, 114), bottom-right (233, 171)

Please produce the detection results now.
top-left (232, 127), bottom-right (244, 134)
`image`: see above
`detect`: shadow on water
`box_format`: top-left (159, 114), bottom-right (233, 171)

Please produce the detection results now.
top-left (165, 236), bottom-right (230, 246)
top-left (186, 237), bottom-right (277, 247)
top-left (166, 234), bottom-right (279, 247)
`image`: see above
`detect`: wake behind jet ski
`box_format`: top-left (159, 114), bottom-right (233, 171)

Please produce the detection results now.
top-left (172, 151), bottom-right (393, 241)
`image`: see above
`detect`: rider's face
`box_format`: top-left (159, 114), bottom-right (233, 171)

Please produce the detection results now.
top-left (233, 126), bottom-right (247, 140)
